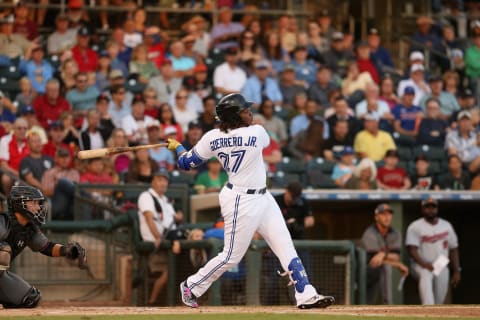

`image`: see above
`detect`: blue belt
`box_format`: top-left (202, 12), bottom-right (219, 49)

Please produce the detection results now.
top-left (226, 182), bottom-right (266, 195)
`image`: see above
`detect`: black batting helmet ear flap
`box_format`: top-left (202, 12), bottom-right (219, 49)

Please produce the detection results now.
top-left (215, 93), bottom-right (253, 123)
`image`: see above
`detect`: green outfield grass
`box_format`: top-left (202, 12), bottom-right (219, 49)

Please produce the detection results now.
top-left (0, 315), bottom-right (475, 320)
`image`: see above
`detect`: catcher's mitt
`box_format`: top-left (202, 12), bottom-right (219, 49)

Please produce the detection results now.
top-left (64, 242), bottom-right (88, 270)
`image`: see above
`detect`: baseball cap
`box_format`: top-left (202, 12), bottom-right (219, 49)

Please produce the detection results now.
top-left (332, 31), bottom-right (344, 41)
top-left (286, 181), bottom-right (303, 200)
top-left (182, 76), bottom-right (197, 91)
top-left (164, 126), bottom-right (177, 136)
top-left (364, 112), bottom-right (379, 121)
top-left (471, 19), bottom-right (480, 29)
top-left (409, 51), bottom-right (425, 61)
top-left (283, 64), bottom-right (296, 72)
top-left (56, 13), bottom-right (69, 21)
top-left (147, 120), bottom-right (160, 130)
top-left (410, 64), bottom-right (425, 73)
top-left (193, 63), bottom-right (208, 73)
top-left (421, 197), bottom-right (438, 207)
top-left (19, 105), bottom-right (35, 116)
top-left (254, 59), bottom-right (270, 69)
top-left (428, 74), bottom-right (442, 83)
top-left (356, 40), bottom-right (369, 49)
top-left (145, 26), bottom-right (160, 36)
top-left (451, 49), bottom-right (464, 59)
top-left (161, 58), bottom-right (172, 66)
top-left (56, 147), bottom-right (71, 157)
top-left (99, 50), bottom-right (110, 58)
top-left (415, 154), bottom-right (428, 162)
top-left (368, 28), bottom-right (379, 36)
top-left (341, 146), bottom-right (355, 156)
top-left (132, 94), bottom-right (145, 105)
top-left (293, 45), bottom-right (307, 52)
top-left (108, 69), bottom-right (124, 79)
top-left (49, 120), bottom-right (63, 130)
top-left (153, 168), bottom-right (169, 180)
top-left (459, 89), bottom-right (474, 98)
top-left (384, 149), bottom-right (399, 158)
top-left (69, 0), bottom-right (84, 9)
top-left (224, 46), bottom-right (238, 55)
top-left (77, 26), bottom-right (90, 37)
top-left (188, 120), bottom-right (202, 130)
top-left (318, 9), bottom-right (330, 17)
top-left (375, 203), bottom-right (394, 214)
top-left (457, 110), bottom-right (472, 120)
top-left (96, 93), bottom-right (110, 103)
top-left (417, 15), bottom-right (433, 25)
top-left (403, 86), bottom-right (415, 95)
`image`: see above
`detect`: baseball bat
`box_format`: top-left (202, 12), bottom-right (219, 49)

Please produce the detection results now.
top-left (77, 143), bottom-right (169, 160)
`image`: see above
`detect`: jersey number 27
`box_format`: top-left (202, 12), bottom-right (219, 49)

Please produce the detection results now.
top-left (218, 150), bottom-right (246, 173)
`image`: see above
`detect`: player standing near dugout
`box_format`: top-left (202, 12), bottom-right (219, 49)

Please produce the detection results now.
top-left (167, 93), bottom-right (334, 309)
top-left (0, 185), bottom-right (88, 308)
top-left (406, 197), bottom-right (461, 304)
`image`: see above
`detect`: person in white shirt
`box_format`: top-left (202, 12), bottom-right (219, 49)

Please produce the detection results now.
top-left (213, 46), bottom-right (247, 97)
top-left (121, 95), bottom-right (155, 145)
top-left (397, 64), bottom-right (431, 106)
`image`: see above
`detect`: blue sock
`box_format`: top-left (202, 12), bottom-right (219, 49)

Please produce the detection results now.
top-left (288, 257), bottom-right (310, 293)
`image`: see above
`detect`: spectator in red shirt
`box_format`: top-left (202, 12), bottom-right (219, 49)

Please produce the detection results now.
top-left (376, 149), bottom-right (411, 190)
top-left (144, 26), bottom-right (166, 70)
top-left (42, 120), bottom-right (75, 165)
top-left (0, 118), bottom-right (30, 193)
top-left (356, 41), bottom-right (379, 84)
top-left (71, 26), bottom-right (99, 73)
top-left (13, 1), bottom-right (38, 41)
top-left (33, 78), bottom-right (72, 128)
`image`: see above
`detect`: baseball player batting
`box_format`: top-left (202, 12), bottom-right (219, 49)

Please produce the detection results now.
top-left (167, 93), bottom-right (335, 309)
top-left (405, 197), bottom-right (461, 304)
top-left (0, 185), bottom-right (88, 308)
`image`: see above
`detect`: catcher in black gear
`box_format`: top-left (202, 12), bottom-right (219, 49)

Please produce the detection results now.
top-left (0, 185), bottom-right (88, 308)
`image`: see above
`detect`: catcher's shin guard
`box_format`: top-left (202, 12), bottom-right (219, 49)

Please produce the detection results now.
top-left (0, 271), bottom-right (41, 308)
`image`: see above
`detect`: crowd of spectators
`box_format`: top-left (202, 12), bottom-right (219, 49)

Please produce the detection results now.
top-left (0, 1), bottom-right (480, 219)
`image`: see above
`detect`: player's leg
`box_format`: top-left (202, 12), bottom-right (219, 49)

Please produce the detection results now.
top-left (183, 191), bottom-right (262, 300)
top-left (414, 264), bottom-right (435, 304)
top-left (256, 192), bottom-right (334, 308)
top-left (379, 265), bottom-right (393, 304)
top-left (0, 271), bottom-right (41, 308)
top-left (433, 267), bottom-right (450, 304)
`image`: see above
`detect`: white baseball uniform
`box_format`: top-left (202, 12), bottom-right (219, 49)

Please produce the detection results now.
top-left (405, 217), bottom-right (458, 305)
top-left (181, 124), bottom-right (320, 305)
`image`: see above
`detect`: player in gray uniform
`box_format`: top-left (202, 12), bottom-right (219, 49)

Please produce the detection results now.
top-left (167, 93), bottom-right (335, 309)
top-left (0, 185), bottom-right (87, 308)
top-left (361, 203), bottom-right (408, 304)
top-left (405, 197), bottom-right (461, 305)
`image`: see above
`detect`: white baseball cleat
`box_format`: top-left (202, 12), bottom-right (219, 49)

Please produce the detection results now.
top-left (180, 281), bottom-right (198, 308)
top-left (297, 294), bottom-right (335, 309)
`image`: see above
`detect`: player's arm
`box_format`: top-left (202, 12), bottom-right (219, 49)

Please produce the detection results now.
top-left (449, 247), bottom-right (461, 287)
top-left (167, 138), bottom-right (206, 170)
top-left (407, 245), bottom-right (433, 271)
top-left (143, 210), bottom-right (163, 248)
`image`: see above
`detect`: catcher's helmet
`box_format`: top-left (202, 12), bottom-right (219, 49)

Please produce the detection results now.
top-left (8, 185), bottom-right (47, 225)
top-left (215, 93), bottom-right (253, 123)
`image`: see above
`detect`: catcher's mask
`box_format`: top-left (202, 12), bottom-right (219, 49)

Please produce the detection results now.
top-left (8, 185), bottom-right (47, 225)
top-left (215, 93), bottom-right (253, 123)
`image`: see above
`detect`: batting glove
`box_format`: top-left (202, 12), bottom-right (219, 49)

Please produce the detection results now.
top-left (167, 138), bottom-right (181, 151)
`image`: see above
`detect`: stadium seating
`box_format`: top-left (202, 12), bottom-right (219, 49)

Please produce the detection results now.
top-left (412, 145), bottom-right (448, 161)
